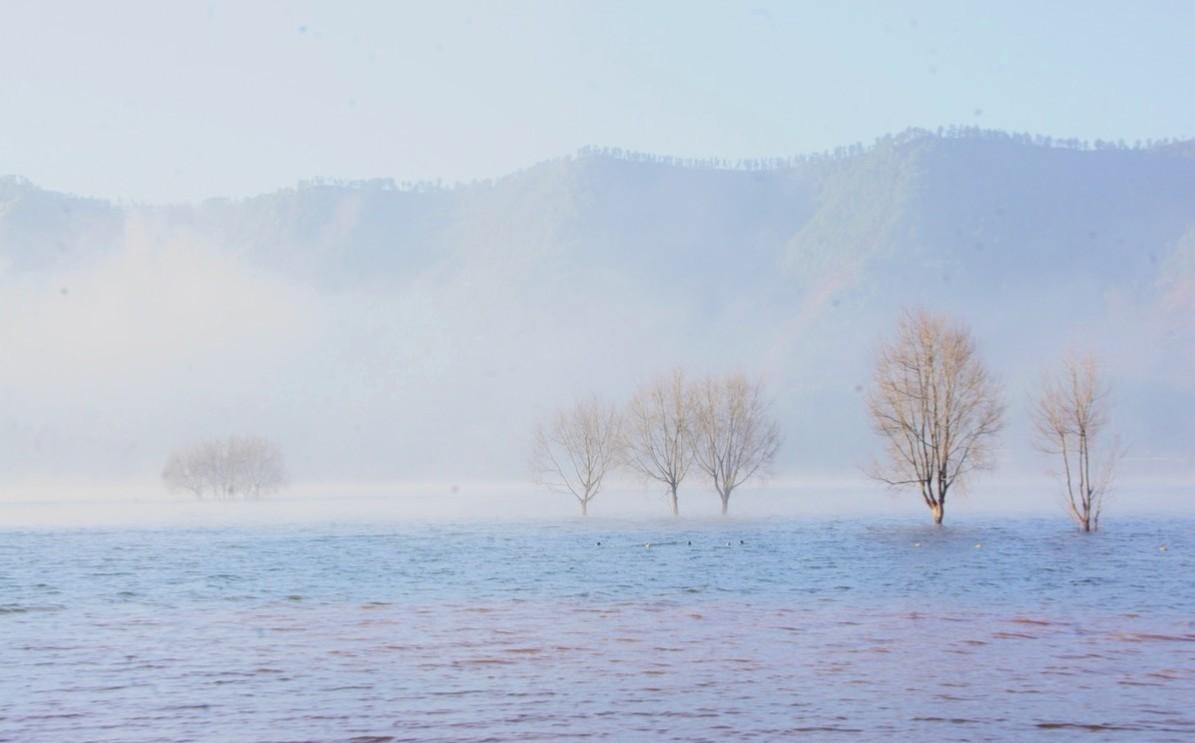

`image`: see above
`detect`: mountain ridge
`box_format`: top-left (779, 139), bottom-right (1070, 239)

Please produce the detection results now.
top-left (0, 128), bottom-right (1193, 481)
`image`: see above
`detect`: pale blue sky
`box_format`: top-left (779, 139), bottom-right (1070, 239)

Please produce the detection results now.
top-left (1, 0), bottom-right (1192, 202)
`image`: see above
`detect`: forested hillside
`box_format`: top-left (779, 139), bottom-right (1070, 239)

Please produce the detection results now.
top-left (2, 129), bottom-right (1193, 481)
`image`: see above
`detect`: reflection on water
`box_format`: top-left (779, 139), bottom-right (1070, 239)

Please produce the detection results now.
top-left (1, 517), bottom-right (1192, 740)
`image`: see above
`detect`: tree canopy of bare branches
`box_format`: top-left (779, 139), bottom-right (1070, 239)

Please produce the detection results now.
top-left (623, 370), bottom-right (694, 515)
top-left (162, 435), bottom-right (286, 500)
top-left (866, 309), bottom-right (1004, 525)
top-left (1032, 353), bottom-right (1120, 532)
top-left (689, 373), bottom-right (781, 515)
top-left (532, 398), bottom-right (622, 516)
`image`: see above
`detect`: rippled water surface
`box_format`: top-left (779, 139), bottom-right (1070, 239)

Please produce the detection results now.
top-left (2, 515), bottom-right (1194, 741)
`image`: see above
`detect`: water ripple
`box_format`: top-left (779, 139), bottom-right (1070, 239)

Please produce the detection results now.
top-left (0, 516), bottom-right (1193, 740)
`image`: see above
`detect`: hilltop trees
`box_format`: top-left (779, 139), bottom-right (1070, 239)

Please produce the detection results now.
top-left (163, 435), bottom-right (286, 500)
top-left (689, 374), bottom-right (782, 516)
top-left (1032, 354), bottom-right (1121, 532)
top-left (532, 398), bottom-right (623, 516)
top-left (622, 370), bottom-right (695, 516)
top-left (866, 310), bottom-right (1005, 525)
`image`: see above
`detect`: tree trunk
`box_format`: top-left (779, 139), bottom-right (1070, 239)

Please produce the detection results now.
top-left (580, 499), bottom-right (588, 517)
top-left (930, 502), bottom-right (944, 525)
top-left (1083, 488), bottom-right (1096, 532)
top-left (670, 488), bottom-right (679, 517)
top-left (720, 493), bottom-right (730, 516)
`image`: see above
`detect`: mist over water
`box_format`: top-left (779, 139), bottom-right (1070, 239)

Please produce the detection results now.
top-left (2, 477), bottom-right (1191, 531)
top-left (3, 516), bottom-right (1192, 741)
top-left (3, 120), bottom-right (1193, 743)
top-left (3, 132), bottom-right (1195, 491)
top-left (3, 5), bottom-right (1194, 740)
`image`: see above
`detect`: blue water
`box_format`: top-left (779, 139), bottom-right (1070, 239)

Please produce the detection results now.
top-left (2, 516), bottom-right (1193, 741)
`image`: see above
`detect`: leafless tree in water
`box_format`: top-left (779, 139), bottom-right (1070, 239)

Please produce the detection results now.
top-left (162, 435), bottom-right (286, 499)
top-left (623, 370), bottom-right (694, 515)
top-left (533, 398), bottom-right (622, 516)
top-left (1032, 353), bottom-right (1122, 532)
top-left (866, 309), bottom-right (1004, 525)
top-left (689, 374), bottom-right (781, 515)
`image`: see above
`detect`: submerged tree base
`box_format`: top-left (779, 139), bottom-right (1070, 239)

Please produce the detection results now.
top-left (931, 503), bottom-right (944, 525)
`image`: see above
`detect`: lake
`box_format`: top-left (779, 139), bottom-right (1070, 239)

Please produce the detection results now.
top-left (1, 514), bottom-right (1193, 741)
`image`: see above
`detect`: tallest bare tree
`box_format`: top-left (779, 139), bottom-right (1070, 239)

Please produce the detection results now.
top-left (866, 309), bottom-right (1005, 525)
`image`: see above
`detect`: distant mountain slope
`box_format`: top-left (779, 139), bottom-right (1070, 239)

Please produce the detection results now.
top-left (0, 175), bottom-right (123, 272)
top-left (1, 130), bottom-right (1193, 481)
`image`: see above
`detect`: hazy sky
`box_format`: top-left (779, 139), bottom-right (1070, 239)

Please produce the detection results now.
top-left (1, 0), bottom-right (1192, 202)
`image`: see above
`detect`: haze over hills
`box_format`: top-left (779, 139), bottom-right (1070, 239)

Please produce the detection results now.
top-left (2, 128), bottom-right (1194, 488)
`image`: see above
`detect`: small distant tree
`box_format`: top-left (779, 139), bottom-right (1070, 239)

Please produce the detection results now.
top-left (623, 369), bottom-right (694, 516)
top-left (689, 373), bottom-right (781, 516)
top-left (220, 435), bottom-right (286, 498)
top-left (162, 435), bottom-right (286, 500)
top-left (866, 309), bottom-right (1005, 525)
top-left (1032, 354), bottom-right (1121, 532)
top-left (162, 449), bottom-right (208, 499)
top-left (533, 399), bottom-right (623, 516)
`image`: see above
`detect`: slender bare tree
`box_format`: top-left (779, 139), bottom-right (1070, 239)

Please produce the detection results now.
top-left (533, 398), bottom-right (623, 516)
top-left (866, 309), bottom-right (1005, 525)
top-left (623, 369), bottom-right (694, 516)
top-left (162, 435), bottom-right (286, 500)
top-left (1032, 353), bottom-right (1121, 532)
top-left (689, 373), bottom-right (781, 515)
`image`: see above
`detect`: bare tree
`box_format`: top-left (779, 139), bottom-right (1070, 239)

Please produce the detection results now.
top-left (163, 449), bottom-right (207, 499)
top-left (232, 435), bottom-right (288, 499)
top-left (1032, 353), bottom-right (1121, 532)
top-left (689, 373), bottom-right (781, 515)
top-left (623, 370), bottom-right (694, 516)
top-left (533, 399), bottom-right (623, 516)
top-left (162, 435), bottom-right (286, 500)
top-left (866, 309), bottom-right (1005, 525)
